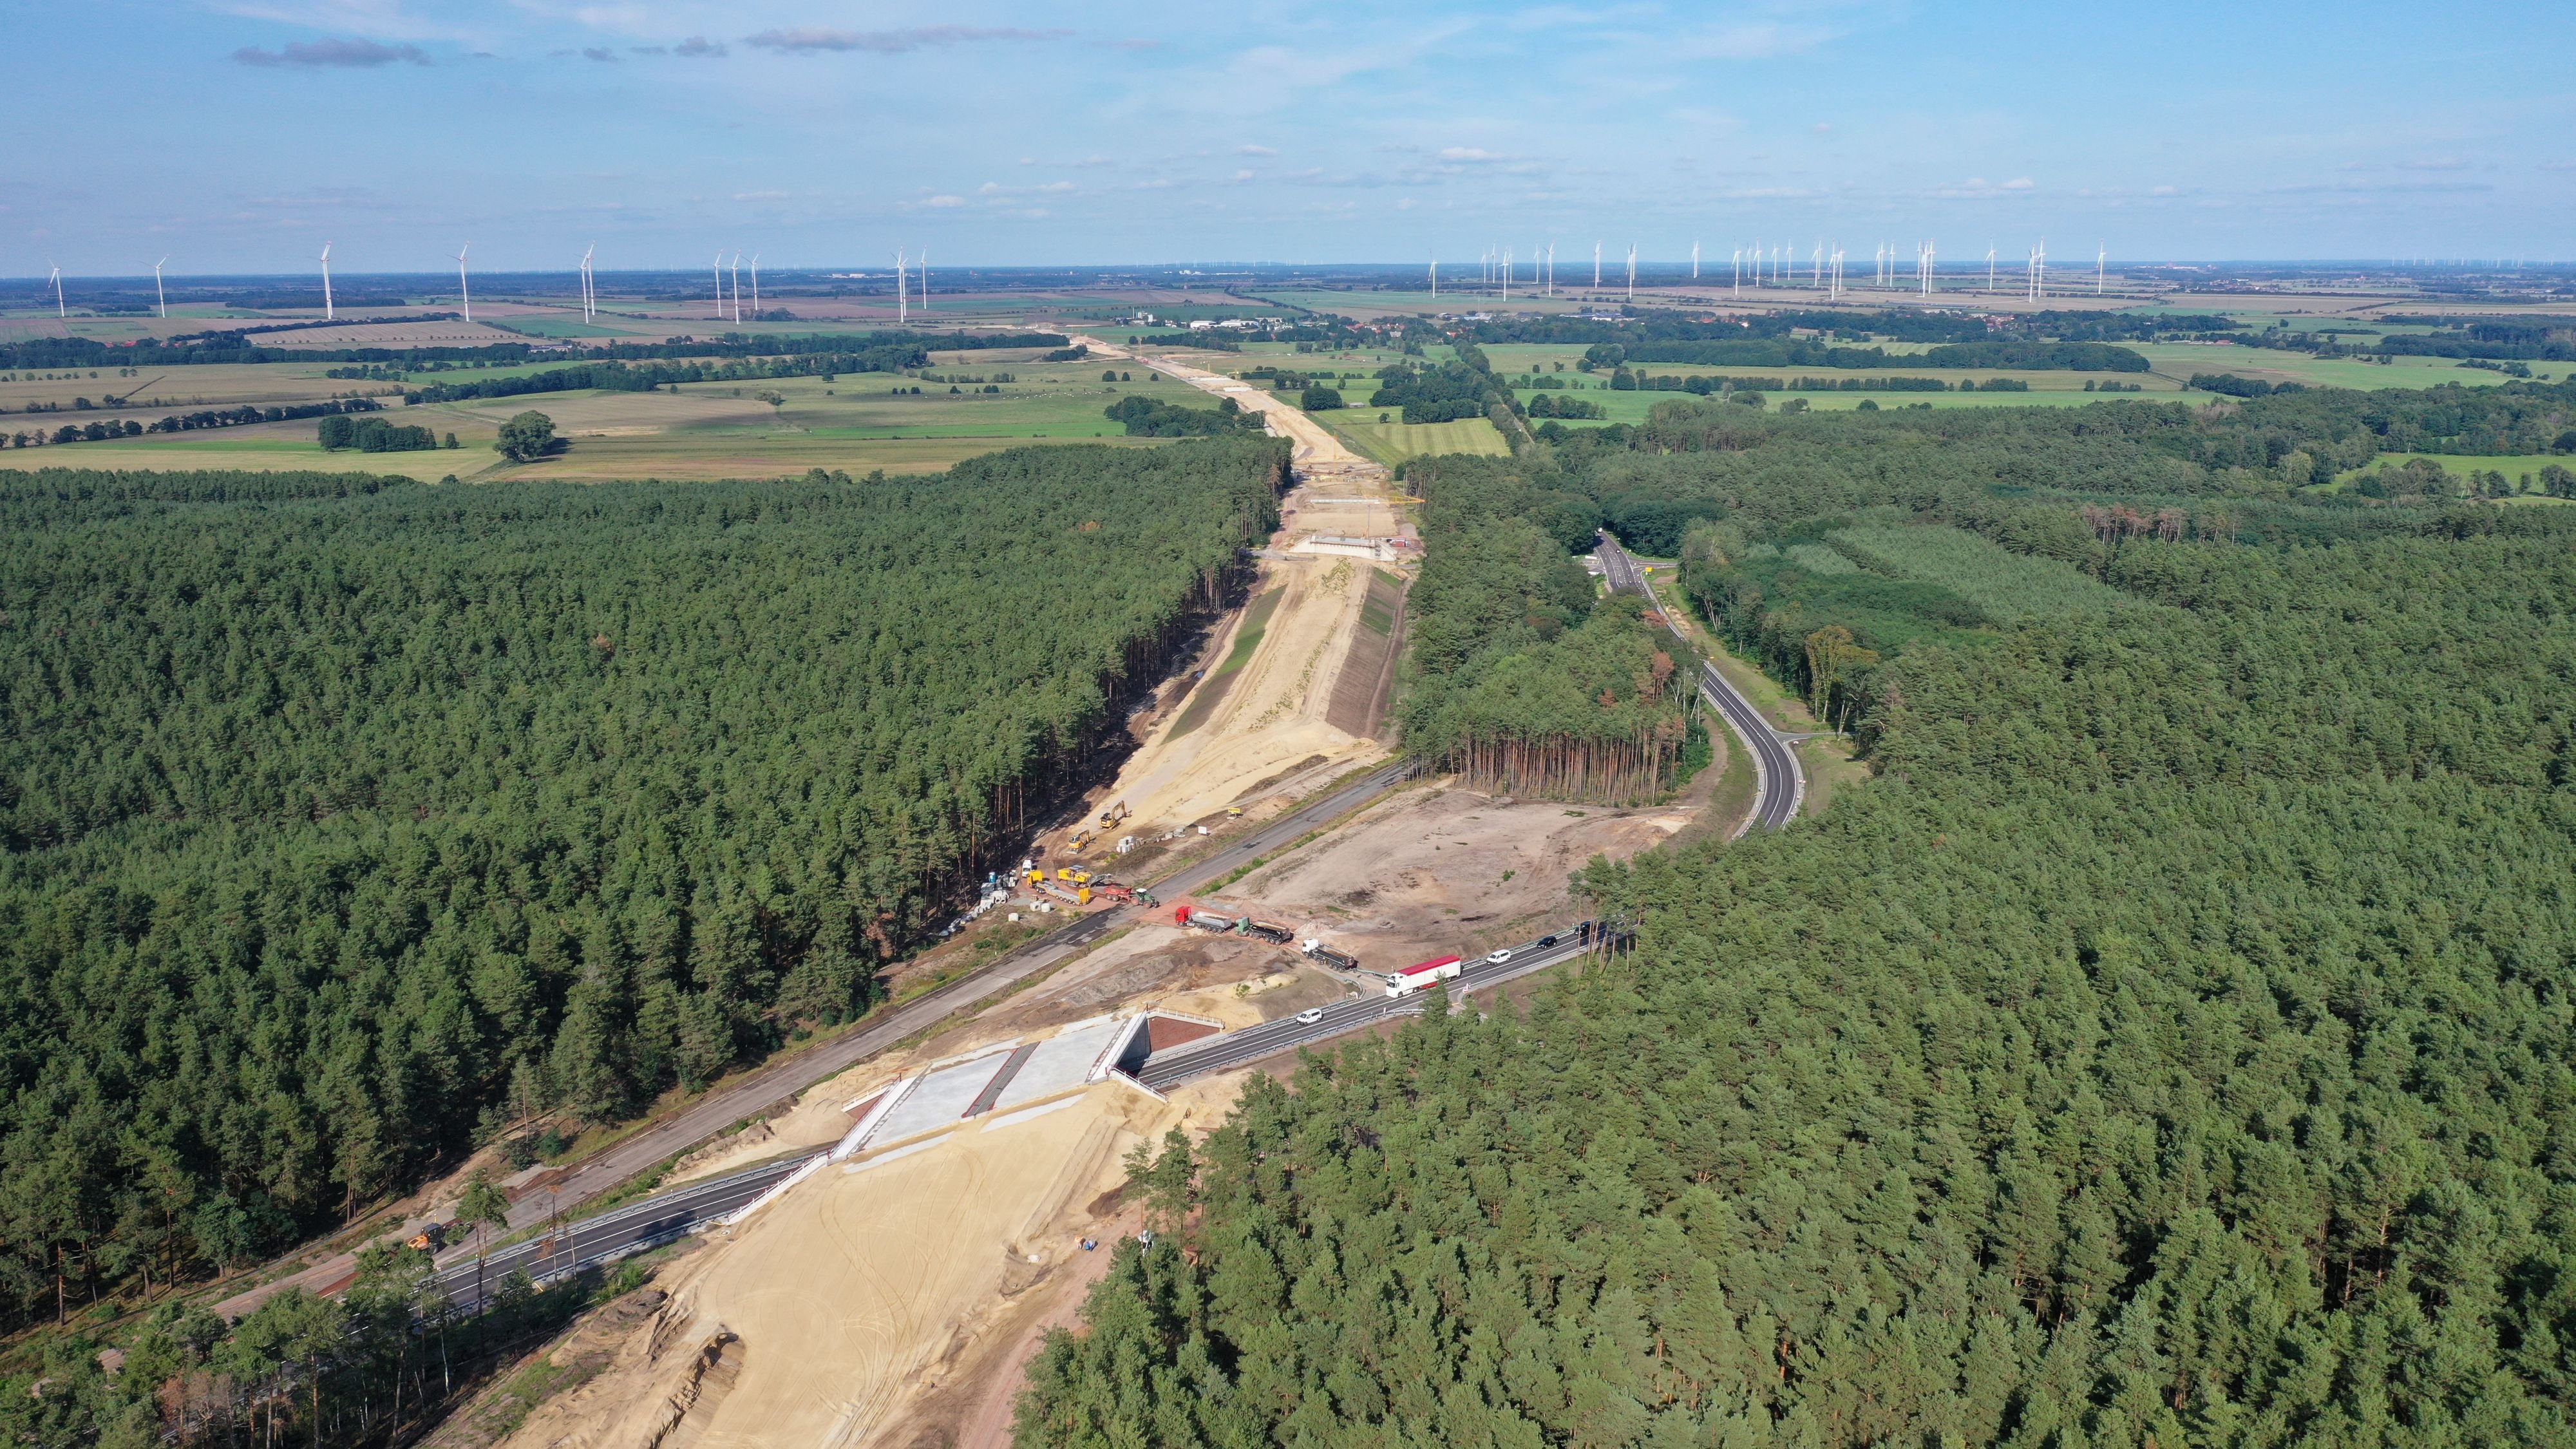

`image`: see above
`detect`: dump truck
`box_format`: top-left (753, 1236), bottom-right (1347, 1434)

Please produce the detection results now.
top-left (1383, 954), bottom-right (1463, 997)
top-left (1301, 939), bottom-right (1361, 972)
top-left (1175, 905), bottom-right (1238, 934)
top-left (1245, 918), bottom-right (1296, 945)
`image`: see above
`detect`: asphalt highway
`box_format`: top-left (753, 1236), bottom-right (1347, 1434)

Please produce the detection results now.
top-left (1595, 533), bottom-right (1804, 830)
top-left (1137, 930), bottom-right (1604, 1088)
top-left (429, 1155), bottom-right (813, 1313)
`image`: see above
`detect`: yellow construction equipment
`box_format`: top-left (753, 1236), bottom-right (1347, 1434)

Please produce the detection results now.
top-left (1224, 806), bottom-right (1244, 819)
top-left (1098, 800), bottom-right (1130, 828)
top-left (1070, 829), bottom-right (1094, 851)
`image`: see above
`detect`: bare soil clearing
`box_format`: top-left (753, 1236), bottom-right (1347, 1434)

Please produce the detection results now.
top-left (484, 1069), bottom-right (1258, 1449)
top-left (1206, 777), bottom-right (1705, 969)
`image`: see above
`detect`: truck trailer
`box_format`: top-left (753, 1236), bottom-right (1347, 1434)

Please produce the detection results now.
top-left (1384, 954), bottom-right (1463, 997)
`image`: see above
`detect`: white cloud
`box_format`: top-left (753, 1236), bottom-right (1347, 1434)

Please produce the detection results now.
top-left (1037, 181), bottom-right (1075, 193)
top-left (1234, 169), bottom-right (1256, 182)
top-left (742, 26), bottom-right (1064, 55)
top-left (1437, 147), bottom-right (1502, 162)
top-left (977, 181), bottom-right (1002, 194)
top-left (732, 190), bottom-right (788, 202)
top-left (922, 194), bottom-right (967, 207)
top-left (1236, 144), bottom-right (1277, 156)
top-left (232, 37), bottom-right (430, 67)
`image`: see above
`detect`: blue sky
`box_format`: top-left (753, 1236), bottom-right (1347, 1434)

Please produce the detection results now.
top-left (6, 1), bottom-right (2571, 276)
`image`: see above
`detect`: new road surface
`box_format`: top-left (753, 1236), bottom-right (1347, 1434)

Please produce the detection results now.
top-left (429, 1156), bottom-right (811, 1314)
top-left (218, 758), bottom-right (1419, 1320)
top-left (1595, 533), bottom-right (1804, 831)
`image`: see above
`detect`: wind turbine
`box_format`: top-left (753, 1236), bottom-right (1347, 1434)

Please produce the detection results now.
top-left (580, 244), bottom-right (596, 323)
top-left (714, 252), bottom-right (726, 319)
top-left (1429, 258), bottom-right (1438, 299)
top-left (455, 243), bottom-right (471, 323)
top-left (749, 254), bottom-right (761, 314)
top-left (319, 243), bottom-right (334, 321)
top-left (1501, 247), bottom-right (1511, 301)
top-left (1812, 242), bottom-right (1823, 290)
top-left (895, 249), bottom-right (907, 325)
top-left (1987, 243), bottom-right (1996, 292)
top-left (1732, 248), bottom-right (1741, 296)
top-left (1691, 240), bottom-right (1700, 280)
top-left (48, 262), bottom-right (63, 319)
top-left (728, 252), bottom-right (742, 323)
top-left (153, 258), bottom-right (168, 319)
top-left (1921, 240), bottom-right (1935, 296)
top-left (1593, 241), bottom-right (1602, 290)
top-left (2096, 243), bottom-right (2105, 296)
top-left (918, 251), bottom-right (928, 314)
top-left (1625, 244), bottom-right (1636, 303)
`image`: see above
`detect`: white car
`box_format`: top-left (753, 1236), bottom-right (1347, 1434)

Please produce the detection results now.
top-left (1485, 948), bottom-right (1514, 965)
top-left (1296, 1007), bottom-right (1324, 1025)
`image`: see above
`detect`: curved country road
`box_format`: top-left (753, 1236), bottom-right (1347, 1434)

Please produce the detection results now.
top-left (1595, 531), bottom-right (1804, 831)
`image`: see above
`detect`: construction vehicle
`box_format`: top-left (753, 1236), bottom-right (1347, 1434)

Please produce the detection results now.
top-left (1245, 918), bottom-right (1295, 945)
top-left (1175, 905), bottom-right (1238, 934)
top-left (1224, 806), bottom-right (1244, 819)
top-left (1301, 939), bottom-right (1361, 972)
top-left (1069, 829), bottom-right (1094, 852)
top-left (1098, 800), bottom-right (1130, 828)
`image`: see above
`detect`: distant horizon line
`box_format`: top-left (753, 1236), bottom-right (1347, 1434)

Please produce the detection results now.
top-left (7, 258), bottom-right (2575, 285)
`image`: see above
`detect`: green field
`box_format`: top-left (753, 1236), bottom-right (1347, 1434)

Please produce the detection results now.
top-left (2126, 343), bottom-right (2522, 392)
top-left (3, 356), bottom-right (1229, 478)
top-left (1321, 413), bottom-right (1511, 465)
top-left (2323, 453), bottom-right (2576, 498)
top-left (1828, 522), bottom-right (2137, 621)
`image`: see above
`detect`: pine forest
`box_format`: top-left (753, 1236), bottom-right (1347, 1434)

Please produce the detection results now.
top-left (1019, 379), bottom-right (2576, 1447)
top-left (0, 439), bottom-right (1285, 1331)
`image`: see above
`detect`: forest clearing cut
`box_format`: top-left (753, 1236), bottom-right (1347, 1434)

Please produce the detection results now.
top-left (1054, 334), bottom-right (1416, 835)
